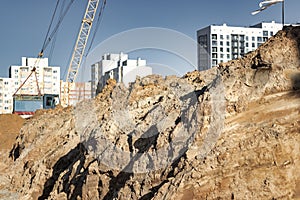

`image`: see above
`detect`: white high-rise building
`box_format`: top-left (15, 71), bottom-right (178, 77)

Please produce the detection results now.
top-left (197, 21), bottom-right (283, 70)
top-left (91, 53), bottom-right (128, 98)
top-left (0, 57), bottom-right (61, 114)
top-left (91, 53), bottom-right (152, 97)
top-left (9, 57), bottom-right (60, 95)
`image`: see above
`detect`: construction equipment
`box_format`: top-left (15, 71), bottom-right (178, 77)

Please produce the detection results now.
top-left (66, 0), bottom-right (101, 83)
top-left (62, 0), bottom-right (106, 106)
top-left (12, 67), bottom-right (58, 117)
top-left (13, 94), bottom-right (58, 116)
top-left (13, 0), bottom-right (106, 111)
top-left (13, 67), bottom-right (41, 97)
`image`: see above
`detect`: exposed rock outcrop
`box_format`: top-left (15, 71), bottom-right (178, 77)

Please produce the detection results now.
top-left (4, 26), bottom-right (300, 199)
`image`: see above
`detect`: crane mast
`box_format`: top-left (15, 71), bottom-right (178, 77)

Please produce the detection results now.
top-left (66, 0), bottom-right (100, 83)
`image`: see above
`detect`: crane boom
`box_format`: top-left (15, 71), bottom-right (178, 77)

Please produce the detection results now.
top-left (66, 0), bottom-right (100, 83)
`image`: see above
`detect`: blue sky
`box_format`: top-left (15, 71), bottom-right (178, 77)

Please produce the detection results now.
top-left (0, 0), bottom-right (299, 80)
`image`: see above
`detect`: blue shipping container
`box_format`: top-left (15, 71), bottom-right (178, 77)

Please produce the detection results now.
top-left (13, 95), bottom-right (44, 112)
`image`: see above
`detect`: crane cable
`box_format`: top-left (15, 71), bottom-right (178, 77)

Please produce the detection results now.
top-left (16, 0), bottom-right (75, 96)
top-left (20, 0), bottom-right (61, 95)
top-left (49, 0), bottom-right (66, 63)
top-left (29, 0), bottom-right (73, 96)
top-left (40, 0), bottom-right (60, 58)
top-left (39, 0), bottom-right (75, 58)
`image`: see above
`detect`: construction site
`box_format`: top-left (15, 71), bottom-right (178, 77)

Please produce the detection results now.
top-left (0, 24), bottom-right (298, 200)
top-left (0, 0), bottom-right (300, 200)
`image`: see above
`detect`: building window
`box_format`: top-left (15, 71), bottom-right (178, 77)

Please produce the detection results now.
top-left (226, 35), bottom-right (230, 40)
top-left (232, 34), bottom-right (238, 41)
top-left (257, 37), bottom-right (262, 42)
top-left (246, 36), bottom-right (249, 41)
top-left (4, 82), bottom-right (8, 85)
top-left (252, 43), bottom-right (255, 48)
top-left (270, 31), bottom-right (274, 36)
top-left (252, 36), bottom-right (255, 41)
top-left (220, 41), bottom-right (223, 46)
top-left (240, 41), bottom-right (245, 47)
top-left (246, 43), bottom-right (249, 47)
top-left (227, 48), bottom-right (230, 52)
top-left (4, 107), bottom-right (8, 110)
top-left (227, 54), bottom-right (230, 59)
top-left (226, 41), bottom-right (230, 46)
top-left (212, 41), bottom-right (218, 46)
top-left (263, 37), bottom-right (268, 42)
top-left (212, 53), bottom-right (218, 59)
top-left (53, 70), bottom-right (57, 73)
top-left (45, 97), bottom-right (53, 107)
top-left (198, 35), bottom-right (208, 48)
top-left (15, 69), bottom-right (18, 73)
top-left (212, 60), bottom-right (218, 66)
top-left (263, 31), bottom-right (268, 37)
top-left (212, 47), bottom-right (217, 52)
top-left (220, 35), bottom-right (224, 40)
top-left (239, 35), bottom-right (245, 41)
top-left (212, 34), bottom-right (217, 40)
top-left (220, 54), bottom-right (224, 58)
top-left (220, 47), bottom-right (223, 52)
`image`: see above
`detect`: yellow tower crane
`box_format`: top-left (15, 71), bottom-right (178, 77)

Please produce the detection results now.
top-left (62, 0), bottom-right (105, 106)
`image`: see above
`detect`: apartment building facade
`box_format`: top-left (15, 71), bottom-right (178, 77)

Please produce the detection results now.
top-left (197, 21), bottom-right (283, 70)
top-left (60, 81), bottom-right (92, 107)
top-left (0, 78), bottom-right (14, 113)
top-left (91, 53), bottom-right (152, 97)
top-left (0, 57), bottom-right (61, 114)
top-left (9, 57), bottom-right (60, 95)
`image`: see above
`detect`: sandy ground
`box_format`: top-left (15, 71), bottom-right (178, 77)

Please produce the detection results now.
top-left (0, 114), bottom-right (24, 199)
top-left (0, 114), bottom-right (25, 151)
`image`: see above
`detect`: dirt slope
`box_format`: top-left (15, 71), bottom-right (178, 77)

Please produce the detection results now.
top-left (0, 114), bottom-right (24, 151)
top-left (2, 26), bottom-right (300, 199)
top-left (0, 114), bottom-right (24, 199)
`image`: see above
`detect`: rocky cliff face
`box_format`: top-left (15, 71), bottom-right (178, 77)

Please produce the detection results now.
top-left (5, 26), bottom-right (300, 199)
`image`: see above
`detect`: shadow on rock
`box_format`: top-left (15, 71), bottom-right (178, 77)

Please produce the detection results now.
top-left (291, 73), bottom-right (300, 92)
top-left (103, 126), bottom-right (159, 200)
top-left (38, 143), bottom-right (87, 200)
top-left (285, 26), bottom-right (300, 96)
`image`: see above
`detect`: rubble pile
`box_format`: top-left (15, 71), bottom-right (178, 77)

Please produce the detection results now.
top-left (2, 26), bottom-right (300, 199)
